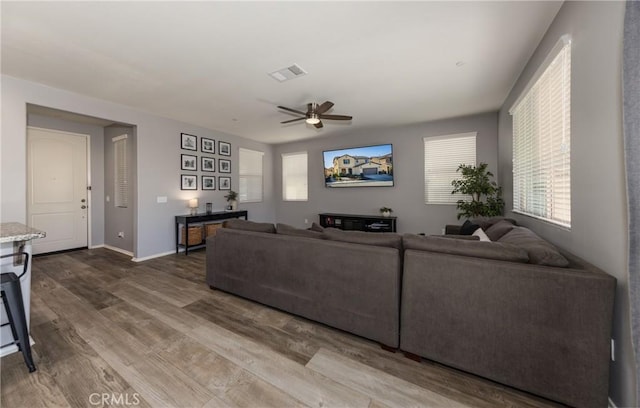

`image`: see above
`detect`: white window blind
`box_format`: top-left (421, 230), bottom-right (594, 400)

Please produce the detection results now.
top-left (424, 132), bottom-right (476, 204)
top-left (239, 148), bottom-right (264, 203)
top-left (282, 152), bottom-right (308, 201)
top-left (113, 134), bottom-right (128, 208)
top-left (510, 37), bottom-right (571, 228)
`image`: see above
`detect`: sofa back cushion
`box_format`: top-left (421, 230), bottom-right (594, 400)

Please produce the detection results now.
top-left (223, 219), bottom-right (276, 233)
top-left (498, 226), bottom-right (569, 267)
top-left (323, 228), bottom-right (402, 250)
top-left (276, 223), bottom-right (325, 239)
top-left (402, 234), bottom-right (529, 263)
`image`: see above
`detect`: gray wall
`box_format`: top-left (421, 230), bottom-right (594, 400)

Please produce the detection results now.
top-left (273, 112), bottom-right (497, 234)
top-left (26, 113), bottom-right (105, 248)
top-left (104, 125), bottom-right (135, 252)
top-left (497, 1), bottom-right (634, 406)
top-left (1, 75), bottom-right (275, 259)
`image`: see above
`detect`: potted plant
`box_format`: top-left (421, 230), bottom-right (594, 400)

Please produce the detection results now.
top-left (379, 207), bottom-right (393, 217)
top-left (451, 162), bottom-right (504, 220)
top-left (224, 190), bottom-right (238, 211)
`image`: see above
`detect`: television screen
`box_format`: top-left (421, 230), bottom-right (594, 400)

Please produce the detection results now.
top-left (323, 144), bottom-right (394, 188)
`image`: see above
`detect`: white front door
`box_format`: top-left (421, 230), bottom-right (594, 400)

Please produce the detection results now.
top-left (27, 127), bottom-right (89, 254)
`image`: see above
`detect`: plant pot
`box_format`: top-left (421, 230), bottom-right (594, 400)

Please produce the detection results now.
top-left (382, 211), bottom-right (391, 217)
top-left (229, 200), bottom-right (238, 211)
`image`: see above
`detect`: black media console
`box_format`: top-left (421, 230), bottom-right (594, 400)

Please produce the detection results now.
top-left (319, 213), bottom-right (397, 233)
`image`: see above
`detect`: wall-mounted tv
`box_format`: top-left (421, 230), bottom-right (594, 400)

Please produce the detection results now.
top-left (323, 144), bottom-right (394, 188)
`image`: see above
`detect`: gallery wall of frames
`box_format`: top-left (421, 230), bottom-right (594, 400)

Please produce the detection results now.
top-left (179, 132), bottom-right (232, 191)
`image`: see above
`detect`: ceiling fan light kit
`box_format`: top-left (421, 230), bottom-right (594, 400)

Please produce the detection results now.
top-left (278, 101), bottom-right (352, 129)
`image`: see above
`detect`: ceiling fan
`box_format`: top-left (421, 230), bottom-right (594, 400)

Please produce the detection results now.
top-left (278, 101), bottom-right (352, 129)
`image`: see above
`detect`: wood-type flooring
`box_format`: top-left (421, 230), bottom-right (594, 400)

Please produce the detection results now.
top-left (1, 248), bottom-right (565, 407)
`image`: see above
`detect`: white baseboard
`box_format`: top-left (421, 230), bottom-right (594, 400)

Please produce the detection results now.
top-left (89, 244), bottom-right (105, 249)
top-left (102, 244), bottom-right (134, 257)
top-left (0, 336), bottom-right (35, 357)
top-left (609, 397), bottom-right (617, 408)
top-left (132, 250), bottom-right (176, 262)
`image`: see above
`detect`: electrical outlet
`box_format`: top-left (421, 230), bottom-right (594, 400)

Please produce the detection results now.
top-left (304, 219), bottom-right (309, 224)
top-left (118, 232), bottom-right (124, 238)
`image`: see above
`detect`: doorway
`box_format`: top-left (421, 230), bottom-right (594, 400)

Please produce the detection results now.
top-left (27, 127), bottom-right (89, 254)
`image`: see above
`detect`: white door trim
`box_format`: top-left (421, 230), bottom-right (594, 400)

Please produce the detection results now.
top-left (27, 126), bottom-right (92, 249)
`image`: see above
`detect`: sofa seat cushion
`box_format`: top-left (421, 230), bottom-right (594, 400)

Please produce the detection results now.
top-left (323, 228), bottom-right (402, 250)
top-left (277, 223), bottom-right (325, 239)
top-left (498, 227), bottom-right (569, 267)
top-left (223, 219), bottom-right (276, 233)
top-left (403, 234), bottom-right (529, 263)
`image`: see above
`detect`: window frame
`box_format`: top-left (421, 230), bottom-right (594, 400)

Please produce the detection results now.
top-left (423, 132), bottom-right (477, 205)
top-left (509, 36), bottom-right (572, 228)
top-left (282, 151), bottom-right (309, 202)
top-left (238, 147), bottom-right (264, 203)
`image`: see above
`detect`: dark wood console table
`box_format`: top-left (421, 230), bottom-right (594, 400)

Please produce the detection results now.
top-left (319, 213), bottom-right (397, 233)
top-left (175, 210), bottom-right (248, 255)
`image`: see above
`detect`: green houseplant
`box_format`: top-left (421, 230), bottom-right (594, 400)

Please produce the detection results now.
top-left (451, 162), bottom-right (504, 220)
top-left (224, 190), bottom-right (238, 210)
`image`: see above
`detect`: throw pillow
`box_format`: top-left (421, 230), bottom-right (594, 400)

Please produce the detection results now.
top-left (222, 219), bottom-right (276, 234)
top-left (460, 220), bottom-right (481, 235)
top-left (497, 227), bottom-right (569, 267)
top-left (472, 228), bottom-right (491, 241)
top-left (472, 216), bottom-right (517, 230)
top-left (309, 222), bottom-right (325, 232)
top-left (277, 223), bottom-right (324, 239)
top-left (485, 219), bottom-right (515, 241)
top-left (323, 228), bottom-right (402, 250)
top-left (402, 234), bottom-right (529, 263)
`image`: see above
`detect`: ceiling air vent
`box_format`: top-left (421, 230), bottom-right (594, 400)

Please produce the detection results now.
top-left (268, 64), bottom-right (307, 82)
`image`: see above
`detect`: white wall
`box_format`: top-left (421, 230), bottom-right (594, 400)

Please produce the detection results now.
top-left (273, 112), bottom-right (498, 234)
top-left (497, 1), bottom-right (634, 406)
top-left (1, 75), bottom-right (275, 259)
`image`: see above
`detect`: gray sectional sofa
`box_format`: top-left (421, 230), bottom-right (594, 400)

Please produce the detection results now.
top-left (206, 223), bottom-right (402, 348)
top-left (205, 218), bottom-right (616, 407)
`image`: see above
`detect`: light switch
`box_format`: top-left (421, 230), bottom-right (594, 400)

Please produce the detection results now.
top-left (106, 195), bottom-right (110, 202)
top-left (157, 196), bottom-right (168, 203)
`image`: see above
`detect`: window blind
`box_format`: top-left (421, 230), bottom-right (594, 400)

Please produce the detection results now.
top-left (510, 39), bottom-right (571, 227)
top-left (424, 133), bottom-right (476, 204)
top-left (282, 152), bottom-right (308, 201)
top-left (113, 134), bottom-right (128, 208)
top-left (239, 148), bottom-right (264, 203)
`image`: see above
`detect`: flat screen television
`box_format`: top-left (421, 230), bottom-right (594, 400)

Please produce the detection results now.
top-left (323, 144), bottom-right (394, 188)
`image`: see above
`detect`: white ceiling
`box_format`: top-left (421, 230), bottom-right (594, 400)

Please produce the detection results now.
top-left (1, 1), bottom-right (562, 144)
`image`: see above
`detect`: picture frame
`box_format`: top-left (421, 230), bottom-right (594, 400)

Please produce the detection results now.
top-left (219, 141), bottom-right (231, 156)
top-left (201, 137), bottom-right (215, 154)
top-left (202, 176), bottom-right (216, 190)
top-left (218, 176), bottom-right (231, 190)
top-left (201, 157), bottom-right (215, 172)
top-left (219, 159), bottom-right (231, 173)
top-left (181, 133), bottom-right (197, 151)
top-left (181, 174), bottom-right (197, 190)
top-left (181, 154), bottom-right (197, 171)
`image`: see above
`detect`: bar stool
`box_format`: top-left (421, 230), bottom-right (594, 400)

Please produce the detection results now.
top-left (1, 252), bottom-right (36, 372)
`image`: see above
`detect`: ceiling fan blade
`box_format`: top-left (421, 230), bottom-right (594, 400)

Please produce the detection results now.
top-left (314, 121), bottom-right (324, 129)
top-left (281, 117), bottom-right (306, 124)
top-left (278, 106), bottom-right (306, 115)
top-left (315, 101), bottom-right (334, 115)
top-left (319, 114), bottom-right (352, 121)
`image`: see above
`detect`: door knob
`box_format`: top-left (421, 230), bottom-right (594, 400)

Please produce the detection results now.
top-left (81, 199), bottom-right (86, 203)
top-left (81, 205), bottom-right (87, 209)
